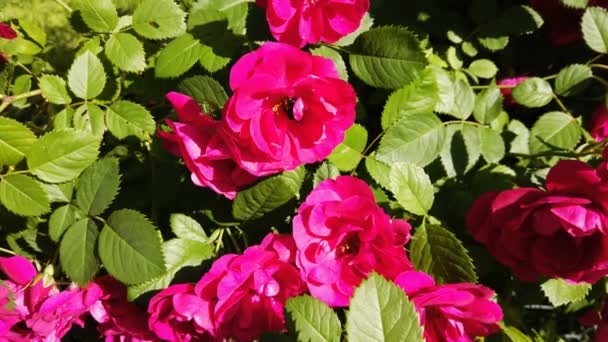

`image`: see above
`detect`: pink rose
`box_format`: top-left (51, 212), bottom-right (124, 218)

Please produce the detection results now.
top-left (0, 256), bottom-right (39, 335)
top-left (498, 76), bottom-right (528, 105)
top-left (258, 0), bottom-right (370, 47)
top-left (159, 92), bottom-right (258, 199)
top-left (221, 42), bottom-right (356, 176)
top-left (395, 271), bottom-right (503, 342)
top-left (87, 276), bottom-right (158, 342)
top-left (194, 237), bottom-right (306, 340)
top-left (530, 0), bottom-right (608, 46)
top-left (467, 160), bottom-right (608, 283)
top-left (590, 104), bottom-right (608, 142)
top-left (148, 283), bottom-right (211, 342)
top-left (0, 22), bottom-right (17, 64)
top-left (293, 176), bottom-right (413, 307)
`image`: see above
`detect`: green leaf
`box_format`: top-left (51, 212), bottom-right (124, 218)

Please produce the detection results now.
top-left (127, 238), bottom-right (214, 300)
top-left (73, 104), bottom-right (106, 137)
top-left (500, 323), bottom-right (534, 342)
top-left (446, 46), bottom-right (462, 70)
top-left (381, 69), bottom-right (438, 130)
top-left (512, 77), bottom-right (554, 108)
top-left (170, 213), bottom-right (208, 242)
top-left (310, 46), bottom-right (348, 81)
top-left (105, 100), bottom-right (156, 140)
top-left (313, 162), bottom-right (340, 187)
top-left (40, 182), bottom-right (75, 203)
top-left (554, 64), bottom-right (592, 96)
top-left (473, 85), bottom-right (503, 124)
top-left (440, 126), bottom-right (468, 177)
top-left (409, 224), bottom-right (478, 284)
top-left (529, 111), bottom-right (581, 153)
top-left (105, 33), bottom-right (146, 73)
top-left (480, 127), bottom-right (505, 163)
top-left (67, 51), bottom-right (106, 100)
top-left (233, 167), bottom-right (305, 222)
top-left (448, 78), bottom-right (475, 120)
top-left (541, 278), bottom-right (591, 306)
top-left (59, 218), bottom-right (100, 285)
top-left (177, 75), bottom-right (228, 113)
top-left (507, 120), bottom-right (530, 154)
top-left (76, 0), bottom-right (119, 32)
top-left (582, 7), bottom-right (608, 53)
top-left (18, 19), bottom-right (46, 46)
top-left (39, 75), bottom-right (71, 105)
top-left (388, 162), bottom-right (434, 215)
top-left (461, 125), bottom-right (482, 170)
top-left (53, 108), bottom-right (75, 130)
top-left (0, 174), bottom-right (50, 216)
top-left (376, 113), bottom-right (446, 167)
top-left (132, 0), bottom-right (186, 40)
top-left (11, 75), bottom-right (32, 108)
top-left (349, 26), bottom-right (428, 89)
top-left (49, 204), bottom-right (80, 242)
top-left (27, 129), bottom-right (100, 183)
top-left (0, 117), bottom-right (37, 166)
top-left (365, 153), bottom-right (392, 190)
top-left (346, 273), bottom-right (424, 342)
top-left (328, 124), bottom-right (368, 172)
top-left (468, 59), bottom-right (498, 79)
top-left (98, 209), bottom-right (165, 285)
top-left (562, 0), bottom-right (590, 8)
top-left (75, 158), bottom-right (121, 216)
top-left (285, 295), bottom-right (342, 342)
top-left (155, 34), bottom-right (203, 78)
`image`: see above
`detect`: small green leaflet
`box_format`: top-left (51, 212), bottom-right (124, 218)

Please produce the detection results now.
top-left (328, 124), bottom-right (368, 172)
top-left (75, 0), bottom-right (119, 32)
top-left (59, 218), bottom-right (100, 285)
top-left (388, 162), bottom-right (434, 215)
top-left (541, 278), bottom-right (591, 307)
top-left (75, 158), bottom-right (121, 216)
top-left (0, 174), bottom-right (50, 217)
top-left (38, 75), bottom-right (71, 104)
top-left (582, 7), bottom-right (608, 53)
top-left (285, 295), bottom-right (342, 342)
top-left (67, 51), bottom-right (106, 100)
top-left (155, 34), bottom-right (203, 78)
top-left (132, 0), bottom-right (186, 40)
top-left (0, 117), bottom-right (37, 166)
top-left (105, 33), bottom-right (146, 73)
top-left (105, 100), bottom-right (155, 140)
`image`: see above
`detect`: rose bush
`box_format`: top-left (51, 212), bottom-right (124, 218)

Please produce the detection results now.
top-left (3, 0), bottom-right (608, 340)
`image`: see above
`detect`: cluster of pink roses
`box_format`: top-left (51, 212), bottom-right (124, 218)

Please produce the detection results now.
top-left (468, 159), bottom-right (608, 283)
top-left (160, 42), bottom-right (357, 199)
top-left (0, 256), bottom-right (155, 341)
top-left (146, 176), bottom-right (503, 342)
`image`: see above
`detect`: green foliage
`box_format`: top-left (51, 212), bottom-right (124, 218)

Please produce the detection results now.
top-left (0, 174), bottom-right (50, 216)
top-left (67, 51), bottom-right (106, 100)
top-left (467, 59), bottom-right (498, 79)
top-left (313, 162), bottom-right (340, 187)
top-left (75, 0), bottom-right (119, 33)
top-left (562, 0), bottom-right (590, 8)
top-left (554, 64), bottom-right (592, 96)
top-left (346, 273), bottom-right (424, 342)
top-left (105, 100), bottom-right (156, 140)
top-left (541, 279), bottom-right (591, 307)
top-left (409, 224), bottom-right (478, 284)
top-left (48, 205), bottom-right (80, 242)
top-left (388, 162), bottom-right (434, 215)
top-left (350, 27), bottom-right (427, 89)
top-left (132, 0), bottom-right (186, 40)
top-left (104, 33), bottom-right (146, 73)
top-left (376, 113), bottom-right (446, 167)
top-left (582, 7), bottom-right (608, 53)
top-left (0, 117), bottom-right (37, 166)
top-left (529, 112), bottom-right (581, 153)
top-left (328, 124), bottom-right (368, 172)
top-left (285, 295), bottom-right (342, 342)
top-left (512, 77), bottom-right (554, 108)
top-left (155, 34), bottom-right (203, 78)
top-left (178, 75), bottom-right (228, 113)
top-left (473, 85), bottom-right (503, 124)
top-left (27, 129), bottom-right (101, 183)
top-left (59, 218), bottom-right (100, 285)
top-left (38, 75), bottom-right (71, 104)
top-left (75, 158), bottom-right (121, 216)
top-left (98, 209), bottom-right (165, 285)
top-left (233, 167), bottom-right (305, 221)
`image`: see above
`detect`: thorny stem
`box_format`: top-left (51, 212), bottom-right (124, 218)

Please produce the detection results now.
top-left (0, 89), bottom-right (42, 113)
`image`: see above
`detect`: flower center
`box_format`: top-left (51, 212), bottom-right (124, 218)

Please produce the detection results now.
top-left (337, 235), bottom-right (360, 257)
top-left (306, 0), bottom-right (320, 6)
top-left (272, 96), bottom-right (296, 120)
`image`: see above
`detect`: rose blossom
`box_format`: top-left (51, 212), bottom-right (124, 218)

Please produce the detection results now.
top-left (221, 42), bottom-right (356, 176)
top-left (590, 104), bottom-right (608, 142)
top-left (194, 234), bottom-right (306, 340)
top-left (257, 0), bottom-right (370, 47)
top-left (158, 92), bottom-right (258, 199)
top-left (148, 283), bottom-right (210, 342)
top-left (87, 276), bottom-right (158, 341)
top-left (498, 76), bottom-right (528, 105)
top-left (394, 271), bottom-right (503, 342)
top-left (467, 160), bottom-right (608, 283)
top-left (0, 22), bottom-right (17, 64)
top-left (293, 176), bottom-right (413, 307)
